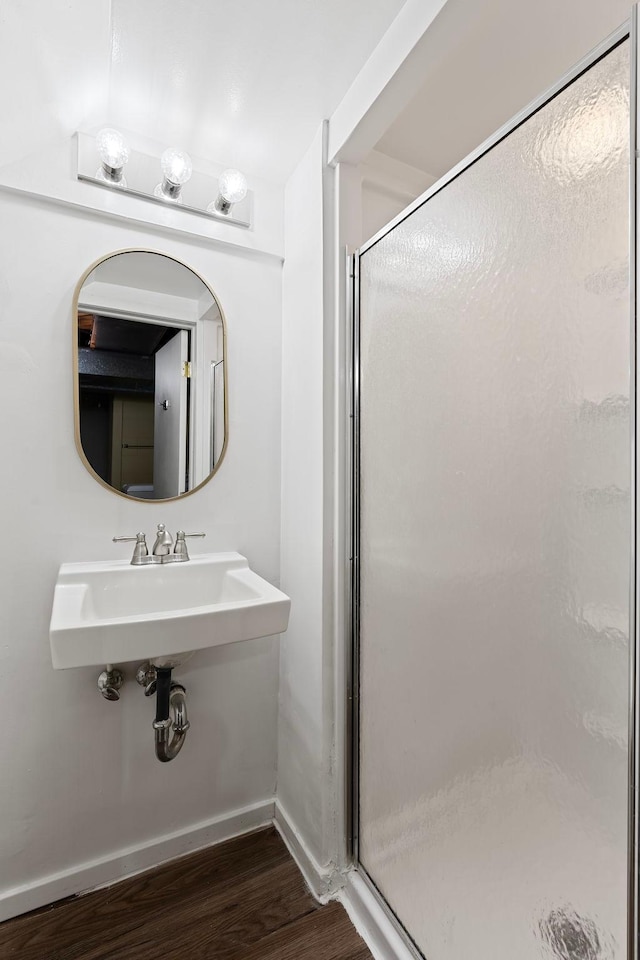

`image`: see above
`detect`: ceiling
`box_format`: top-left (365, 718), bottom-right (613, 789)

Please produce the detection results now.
top-left (0, 0), bottom-right (408, 184)
top-left (376, 0), bottom-right (632, 180)
top-left (1, 0), bottom-right (633, 196)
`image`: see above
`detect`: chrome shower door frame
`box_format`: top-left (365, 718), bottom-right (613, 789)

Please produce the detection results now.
top-left (348, 16), bottom-right (638, 960)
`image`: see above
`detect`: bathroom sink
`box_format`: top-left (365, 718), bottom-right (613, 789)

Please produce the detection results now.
top-left (49, 552), bottom-right (291, 669)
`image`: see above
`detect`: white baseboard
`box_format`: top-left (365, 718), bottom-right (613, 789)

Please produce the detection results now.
top-left (340, 870), bottom-right (418, 960)
top-left (0, 798), bottom-right (275, 923)
top-left (273, 799), bottom-right (344, 903)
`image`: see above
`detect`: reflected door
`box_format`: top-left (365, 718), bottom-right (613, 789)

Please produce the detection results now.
top-left (110, 396), bottom-right (154, 491)
top-left (356, 38), bottom-right (631, 960)
top-left (153, 330), bottom-right (189, 499)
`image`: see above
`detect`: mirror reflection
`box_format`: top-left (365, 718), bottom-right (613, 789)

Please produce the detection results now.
top-left (74, 250), bottom-right (226, 500)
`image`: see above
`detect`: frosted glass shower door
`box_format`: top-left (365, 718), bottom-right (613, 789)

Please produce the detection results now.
top-left (356, 38), bottom-right (631, 960)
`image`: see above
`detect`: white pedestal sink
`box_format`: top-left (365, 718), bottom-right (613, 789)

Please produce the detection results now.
top-left (49, 552), bottom-right (291, 669)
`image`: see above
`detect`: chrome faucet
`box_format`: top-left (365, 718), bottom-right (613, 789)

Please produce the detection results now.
top-left (113, 525), bottom-right (205, 565)
top-left (152, 523), bottom-right (173, 557)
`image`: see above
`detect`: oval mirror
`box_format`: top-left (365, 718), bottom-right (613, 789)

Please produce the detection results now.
top-left (73, 249), bottom-right (227, 501)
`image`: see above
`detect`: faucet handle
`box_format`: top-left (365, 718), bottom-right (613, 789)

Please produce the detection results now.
top-left (113, 532), bottom-right (151, 565)
top-left (171, 531), bottom-right (206, 562)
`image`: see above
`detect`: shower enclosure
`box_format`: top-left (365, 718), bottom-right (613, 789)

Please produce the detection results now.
top-left (351, 21), bottom-right (636, 960)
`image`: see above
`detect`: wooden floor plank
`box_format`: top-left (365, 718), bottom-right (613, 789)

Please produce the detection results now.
top-left (0, 827), bottom-right (371, 960)
top-left (241, 902), bottom-right (370, 960)
top-left (76, 860), bottom-right (318, 960)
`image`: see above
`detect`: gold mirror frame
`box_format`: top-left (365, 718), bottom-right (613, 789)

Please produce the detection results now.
top-left (72, 248), bottom-right (229, 502)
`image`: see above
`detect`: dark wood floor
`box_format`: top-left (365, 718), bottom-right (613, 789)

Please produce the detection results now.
top-left (0, 826), bottom-right (372, 960)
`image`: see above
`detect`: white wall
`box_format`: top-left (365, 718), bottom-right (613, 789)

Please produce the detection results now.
top-left (275, 129), bottom-right (436, 891)
top-left (359, 149), bottom-right (436, 245)
top-left (0, 191), bottom-right (283, 918)
top-left (279, 126), bottom-right (330, 870)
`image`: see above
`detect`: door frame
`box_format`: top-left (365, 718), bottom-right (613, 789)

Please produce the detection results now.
top-left (348, 17), bottom-right (638, 959)
top-left (75, 304), bottom-right (198, 491)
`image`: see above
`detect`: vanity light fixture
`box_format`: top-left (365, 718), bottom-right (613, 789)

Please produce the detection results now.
top-left (77, 131), bottom-right (251, 227)
top-left (95, 128), bottom-right (130, 186)
top-left (154, 148), bottom-right (193, 203)
top-left (208, 169), bottom-right (248, 215)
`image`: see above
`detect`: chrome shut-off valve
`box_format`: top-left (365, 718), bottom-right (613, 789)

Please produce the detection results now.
top-left (136, 661), bottom-right (157, 696)
top-left (98, 666), bottom-right (124, 701)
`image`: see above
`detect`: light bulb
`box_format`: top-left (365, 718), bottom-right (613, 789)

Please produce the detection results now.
top-left (154, 148), bottom-right (192, 202)
top-left (219, 169), bottom-right (247, 204)
top-left (207, 168), bottom-right (248, 215)
top-left (95, 128), bottom-right (129, 184)
top-left (160, 148), bottom-right (192, 185)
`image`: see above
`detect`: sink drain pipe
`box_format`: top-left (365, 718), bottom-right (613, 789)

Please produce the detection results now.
top-left (152, 667), bottom-right (190, 763)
